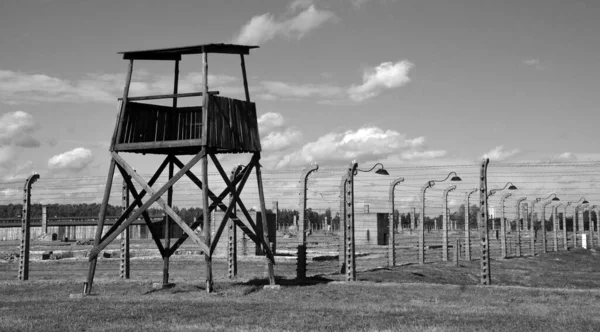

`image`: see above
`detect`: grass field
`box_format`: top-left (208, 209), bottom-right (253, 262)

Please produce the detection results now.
top-left (1, 245), bottom-right (600, 331)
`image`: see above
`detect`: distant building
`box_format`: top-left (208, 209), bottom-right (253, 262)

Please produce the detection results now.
top-left (488, 207), bottom-right (496, 219)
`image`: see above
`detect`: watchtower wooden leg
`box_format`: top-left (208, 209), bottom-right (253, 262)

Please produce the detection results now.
top-left (202, 153), bottom-right (212, 293)
top-left (254, 155), bottom-right (276, 285)
top-left (85, 159), bottom-right (116, 294)
top-left (163, 159), bottom-right (174, 286)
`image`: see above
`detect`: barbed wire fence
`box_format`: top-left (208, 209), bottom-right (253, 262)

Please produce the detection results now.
top-left (0, 160), bottom-right (598, 282)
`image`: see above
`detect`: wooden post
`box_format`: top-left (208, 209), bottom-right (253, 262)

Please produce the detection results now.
top-left (110, 60), bottom-right (134, 151)
top-left (479, 158), bottom-right (491, 285)
top-left (298, 163), bottom-right (318, 280)
top-left (201, 51), bottom-right (212, 293)
top-left (85, 160), bottom-right (116, 294)
top-left (255, 162), bottom-right (276, 285)
top-left (120, 178), bottom-right (130, 279)
top-left (240, 52), bottom-right (275, 285)
top-left (410, 207), bottom-right (416, 231)
top-left (18, 174), bottom-right (39, 281)
top-left (163, 160), bottom-right (174, 286)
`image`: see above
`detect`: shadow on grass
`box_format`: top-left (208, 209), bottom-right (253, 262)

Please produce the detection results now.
top-left (241, 275), bottom-right (334, 287)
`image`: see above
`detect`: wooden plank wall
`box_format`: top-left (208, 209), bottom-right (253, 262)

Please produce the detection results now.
top-left (207, 96), bottom-right (261, 152)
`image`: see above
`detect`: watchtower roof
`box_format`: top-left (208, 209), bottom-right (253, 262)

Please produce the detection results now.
top-left (119, 43), bottom-right (259, 61)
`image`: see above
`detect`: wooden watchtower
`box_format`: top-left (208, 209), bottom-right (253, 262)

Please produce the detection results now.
top-left (85, 44), bottom-right (275, 294)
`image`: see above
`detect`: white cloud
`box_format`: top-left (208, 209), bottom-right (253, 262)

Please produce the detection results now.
top-left (2, 58), bottom-right (413, 106)
top-left (482, 146), bottom-right (521, 161)
top-left (260, 81), bottom-right (344, 99)
top-left (257, 112), bottom-right (302, 152)
top-left (554, 152), bottom-right (577, 161)
top-left (258, 112), bottom-right (285, 134)
top-left (0, 70), bottom-right (115, 104)
top-left (48, 147), bottom-right (93, 172)
top-left (274, 126), bottom-right (442, 168)
top-left (348, 60), bottom-right (414, 102)
top-left (232, 4), bottom-right (336, 45)
top-left (0, 111), bottom-right (40, 147)
top-left (523, 58), bottom-right (544, 70)
top-left (0, 69), bottom-right (243, 105)
top-left (0, 111), bottom-right (41, 180)
top-left (262, 128), bottom-right (303, 151)
top-left (400, 150), bottom-right (447, 160)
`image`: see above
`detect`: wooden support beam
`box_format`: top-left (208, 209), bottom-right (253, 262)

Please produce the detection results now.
top-left (111, 60), bottom-right (134, 151)
top-left (171, 155), bottom-right (258, 232)
top-left (85, 159), bottom-right (116, 294)
top-left (164, 158), bottom-right (174, 285)
top-left (255, 155), bottom-right (276, 283)
top-left (208, 154), bottom-right (253, 255)
top-left (117, 91), bottom-right (219, 101)
top-left (170, 154), bottom-right (273, 261)
top-left (165, 158), bottom-right (259, 256)
top-left (121, 173), bottom-right (166, 256)
top-left (111, 152), bottom-right (209, 254)
top-left (89, 151), bottom-right (208, 259)
top-left (99, 156), bottom-right (169, 244)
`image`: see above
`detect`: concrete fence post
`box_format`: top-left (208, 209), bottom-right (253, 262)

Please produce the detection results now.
top-left (41, 205), bottom-right (47, 235)
top-left (298, 163), bottom-right (318, 280)
top-left (479, 158), bottom-right (491, 285)
top-left (442, 185), bottom-right (456, 262)
top-left (540, 201), bottom-right (551, 254)
top-left (530, 200), bottom-right (539, 256)
top-left (454, 238), bottom-right (459, 266)
top-left (553, 205), bottom-right (560, 251)
top-left (228, 165), bottom-right (244, 279)
top-left (388, 177), bottom-right (405, 267)
top-left (18, 173), bottom-right (39, 281)
top-left (465, 188), bottom-right (477, 261)
top-left (515, 197), bottom-right (526, 257)
top-left (500, 193), bottom-right (512, 259)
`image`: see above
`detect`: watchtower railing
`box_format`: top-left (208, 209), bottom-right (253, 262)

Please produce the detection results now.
top-left (113, 94), bottom-right (261, 154)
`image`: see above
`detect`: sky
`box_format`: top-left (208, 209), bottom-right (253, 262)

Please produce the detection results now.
top-left (1, 0), bottom-right (599, 209)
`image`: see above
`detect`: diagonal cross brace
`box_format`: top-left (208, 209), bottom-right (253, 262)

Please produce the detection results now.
top-left (170, 157), bottom-right (257, 237)
top-left (166, 157), bottom-right (258, 256)
top-left (99, 156), bottom-right (169, 245)
top-left (88, 150), bottom-right (209, 260)
top-left (113, 153), bottom-right (210, 253)
top-left (120, 169), bottom-right (167, 256)
top-left (171, 155), bottom-right (274, 262)
top-left (211, 155), bottom-right (274, 262)
top-left (209, 153), bottom-right (253, 255)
